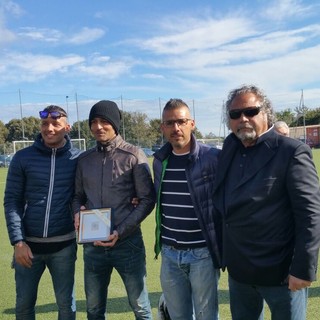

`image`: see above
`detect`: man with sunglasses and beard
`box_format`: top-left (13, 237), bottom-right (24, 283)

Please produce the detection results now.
top-left (213, 85), bottom-right (320, 320)
top-left (4, 105), bottom-right (81, 320)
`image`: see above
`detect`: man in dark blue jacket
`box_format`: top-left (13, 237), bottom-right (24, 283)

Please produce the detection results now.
top-left (153, 98), bottom-right (221, 320)
top-left (4, 105), bottom-right (81, 320)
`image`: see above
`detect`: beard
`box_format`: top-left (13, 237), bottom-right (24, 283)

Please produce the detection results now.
top-left (235, 125), bottom-right (257, 143)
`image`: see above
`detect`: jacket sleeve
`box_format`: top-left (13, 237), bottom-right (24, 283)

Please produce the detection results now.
top-left (4, 154), bottom-right (26, 245)
top-left (116, 155), bottom-right (156, 238)
top-left (288, 143), bottom-right (320, 281)
top-left (72, 161), bottom-right (87, 214)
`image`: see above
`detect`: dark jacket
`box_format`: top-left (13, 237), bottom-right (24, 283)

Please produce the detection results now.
top-left (72, 135), bottom-right (155, 239)
top-left (213, 129), bottom-right (320, 286)
top-left (4, 134), bottom-right (81, 245)
top-left (153, 134), bottom-right (222, 268)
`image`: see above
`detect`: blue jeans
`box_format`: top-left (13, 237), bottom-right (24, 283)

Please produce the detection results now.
top-left (160, 245), bottom-right (220, 320)
top-left (228, 275), bottom-right (308, 320)
top-left (83, 232), bottom-right (152, 320)
top-left (14, 241), bottom-right (77, 320)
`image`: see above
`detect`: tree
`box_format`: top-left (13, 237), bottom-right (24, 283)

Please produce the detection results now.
top-left (275, 109), bottom-right (295, 126)
top-left (0, 120), bottom-right (9, 154)
top-left (193, 127), bottom-right (203, 139)
top-left (0, 120), bottom-right (8, 145)
top-left (149, 119), bottom-right (163, 146)
top-left (121, 111), bottom-right (153, 147)
top-left (70, 120), bottom-right (93, 148)
top-left (303, 108), bottom-right (320, 125)
top-left (5, 117), bottom-right (40, 142)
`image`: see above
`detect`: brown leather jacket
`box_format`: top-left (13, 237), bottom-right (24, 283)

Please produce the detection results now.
top-left (72, 135), bottom-right (155, 239)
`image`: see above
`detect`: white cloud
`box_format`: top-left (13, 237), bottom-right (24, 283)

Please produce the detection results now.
top-left (18, 27), bottom-right (62, 42)
top-left (68, 27), bottom-right (105, 45)
top-left (142, 73), bottom-right (165, 79)
top-left (77, 60), bottom-right (131, 79)
top-left (264, 0), bottom-right (317, 21)
top-left (0, 0), bottom-right (21, 45)
top-left (1, 0), bottom-right (24, 16)
top-left (136, 17), bottom-right (256, 55)
top-left (0, 52), bottom-right (84, 83)
top-left (0, 25), bottom-right (16, 45)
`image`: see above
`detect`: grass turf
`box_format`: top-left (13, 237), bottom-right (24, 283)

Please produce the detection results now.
top-left (1, 149), bottom-right (320, 319)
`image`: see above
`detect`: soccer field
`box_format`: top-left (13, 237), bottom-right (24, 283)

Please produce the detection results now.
top-left (1, 150), bottom-right (320, 319)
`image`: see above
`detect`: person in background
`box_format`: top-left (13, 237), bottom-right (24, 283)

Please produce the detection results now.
top-left (73, 100), bottom-right (155, 320)
top-left (213, 84), bottom-right (320, 320)
top-left (153, 98), bottom-right (221, 320)
top-left (274, 120), bottom-right (290, 136)
top-left (4, 105), bottom-right (81, 320)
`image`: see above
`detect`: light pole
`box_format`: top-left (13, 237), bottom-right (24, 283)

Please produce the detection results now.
top-left (121, 95), bottom-right (125, 140)
top-left (75, 92), bottom-right (81, 140)
top-left (18, 89), bottom-right (26, 140)
top-left (158, 98), bottom-right (164, 145)
top-left (295, 89), bottom-right (307, 143)
top-left (66, 95), bottom-right (69, 115)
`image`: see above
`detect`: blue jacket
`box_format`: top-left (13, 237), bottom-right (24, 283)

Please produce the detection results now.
top-left (153, 134), bottom-right (222, 268)
top-left (4, 134), bottom-right (82, 245)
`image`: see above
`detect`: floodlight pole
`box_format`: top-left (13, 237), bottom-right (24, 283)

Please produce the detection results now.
top-left (192, 99), bottom-right (195, 121)
top-left (159, 98), bottom-right (164, 145)
top-left (66, 95), bottom-right (69, 115)
top-left (299, 89), bottom-right (306, 143)
top-left (121, 95), bottom-right (125, 140)
top-left (18, 89), bottom-right (26, 147)
top-left (75, 92), bottom-right (81, 140)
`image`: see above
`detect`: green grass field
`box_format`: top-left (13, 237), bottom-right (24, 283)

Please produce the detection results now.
top-left (1, 150), bottom-right (320, 319)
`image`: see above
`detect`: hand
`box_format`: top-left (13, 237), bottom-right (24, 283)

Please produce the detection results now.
top-left (288, 275), bottom-right (311, 291)
top-left (132, 197), bottom-right (139, 208)
top-left (14, 242), bottom-right (33, 268)
top-left (74, 212), bottom-right (80, 231)
top-left (74, 205), bottom-right (86, 231)
top-left (94, 230), bottom-right (119, 247)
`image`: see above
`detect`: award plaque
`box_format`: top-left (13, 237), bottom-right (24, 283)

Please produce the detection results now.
top-left (78, 208), bottom-right (112, 243)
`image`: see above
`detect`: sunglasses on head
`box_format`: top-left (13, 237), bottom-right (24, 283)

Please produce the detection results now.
top-left (229, 107), bottom-right (262, 120)
top-left (39, 110), bottom-right (66, 120)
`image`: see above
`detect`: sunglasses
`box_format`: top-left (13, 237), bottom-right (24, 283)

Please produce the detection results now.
top-left (162, 118), bottom-right (192, 128)
top-left (229, 107), bottom-right (262, 120)
top-left (39, 111), bottom-right (66, 120)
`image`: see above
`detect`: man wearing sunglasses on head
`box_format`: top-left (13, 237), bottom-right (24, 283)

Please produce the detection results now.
top-left (4, 105), bottom-right (82, 319)
top-left (213, 85), bottom-right (320, 320)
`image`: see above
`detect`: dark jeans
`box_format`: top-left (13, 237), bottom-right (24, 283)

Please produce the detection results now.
top-left (83, 233), bottom-right (152, 320)
top-left (228, 275), bottom-right (308, 320)
top-left (14, 241), bottom-right (77, 320)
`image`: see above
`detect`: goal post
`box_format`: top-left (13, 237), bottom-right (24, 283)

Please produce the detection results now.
top-left (12, 138), bottom-right (86, 153)
top-left (13, 141), bottom-right (34, 153)
top-left (71, 138), bottom-right (86, 151)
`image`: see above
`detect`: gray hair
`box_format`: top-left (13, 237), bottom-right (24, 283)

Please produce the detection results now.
top-left (224, 84), bottom-right (276, 129)
top-left (274, 121), bottom-right (289, 130)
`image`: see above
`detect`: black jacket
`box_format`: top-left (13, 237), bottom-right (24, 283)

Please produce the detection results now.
top-left (213, 129), bottom-right (320, 285)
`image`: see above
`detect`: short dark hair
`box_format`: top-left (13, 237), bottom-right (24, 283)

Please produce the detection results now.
top-left (162, 99), bottom-right (190, 119)
top-left (43, 105), bottom-right (68, 117)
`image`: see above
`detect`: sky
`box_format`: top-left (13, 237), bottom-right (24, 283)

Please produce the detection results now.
top-left (1, 0), bottom-right (320, 136)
